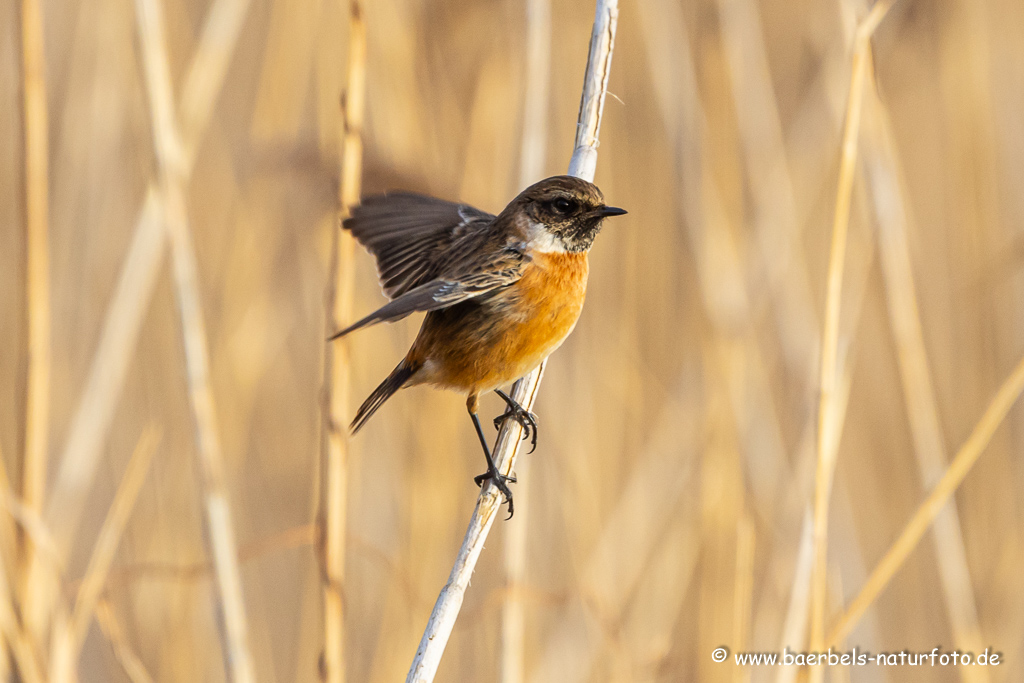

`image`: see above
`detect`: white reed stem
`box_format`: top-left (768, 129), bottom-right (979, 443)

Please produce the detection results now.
top-left (405, 2), bottom-right (619, 681)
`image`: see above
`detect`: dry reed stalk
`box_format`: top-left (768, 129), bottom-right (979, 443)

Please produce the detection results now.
top-left (27, 0), bottom-right (252, 641)
top-left (808, 0), bottom-right (895, 666)
top-left (0, 512), bottom-right (44, 683)
top-left (501, 474), bottom-right (529, 683)
top-left (0, 504), bottom-right (8, 683)
top-left (863, 92), bottom-right (989, 682)
top-left (133, 0), bottom-right (255, 680)
top-left (19, 0), bottom-right (50, 516)
top-left (617, 510), bottom-right (700, 678)
top-left (501, 0), bottom-right (550, 681)
top-left (715, 0), bottom-right (819, 372)
top-left (319, 2), bottom-right (366, 681)
top-left (19, 0), bottom-right (52, 644)
top-left (636, 3), bottom-right (790, 671)
top-left (0, 490), bottom-right (61, 579)
top-left (0, 443), bottom-right (17, 597)
top-left (94, 599), bottom-right (156, 683)
top-left (827, 351), bottom-right (1024, 646)
top-left (0, 481), bottom-right (64, 679)
top-left (49, 427), bottom-right (160, 683)
top-left (96, 524), bottom-right (315, 590)
top-left (405, 365), bottom-right (545, 683)
top-left (641, 0), bottom-right (792, 534)
top-left (775, 511), bottom-right (813, 683)
top-left (529, 394), bottom-right (698, 682)
top-left (405, 4), bottom-right (619, 680)
top-left (777, 280), bottom-right (861, 683)
top-left (732, 513), bottom-right (755, 683)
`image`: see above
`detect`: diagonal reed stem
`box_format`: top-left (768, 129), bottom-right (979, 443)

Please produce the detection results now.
top-left (95, 599), bottom-right (156, 683)
top-left (827, 352), bottom-right (1024, 646)
top-left (405, 2), bottom-right (619, 681)
top-left (133, 0), bottom-right (256, 679)
top-left (23, 0), bottom-right (253, 644)
top-left (49, 427), bottom-right (161, 682)
top-left (863, 89), bottom-right (989, 683)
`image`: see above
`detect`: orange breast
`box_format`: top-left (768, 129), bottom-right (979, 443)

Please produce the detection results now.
top-left (409, 251), bottom-right (589, 394)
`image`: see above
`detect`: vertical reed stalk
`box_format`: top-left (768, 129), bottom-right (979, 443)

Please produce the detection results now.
top-left (808, 1), bottom-right (894, 669)
top-left (19, 0), bottom-right (51, 640)
top-left (501, 0), bottom-right (550, 681)
top-left (732, 514), bottom-right (755, 683)
top-left (25, 0), bottom-right (253, 643)
top-left (863, 92), bottom-right (988, 683)
top-left (320, 2), bottom-right (366, 682)
top-left (0, 525), bottom-right (44, 683)
top-left (405, 2), bottom-right (619, 681)
top-left (133, 0), bottom-right (256, 680)
top-left (0, 427), bottom-right (18, 679)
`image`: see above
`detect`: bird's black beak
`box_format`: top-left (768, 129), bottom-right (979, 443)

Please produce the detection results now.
top-left (598, 206), bottom-right (627, 217)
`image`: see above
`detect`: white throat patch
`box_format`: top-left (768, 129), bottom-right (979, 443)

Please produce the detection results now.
top-left (525, 219), bottom-right (567, 253)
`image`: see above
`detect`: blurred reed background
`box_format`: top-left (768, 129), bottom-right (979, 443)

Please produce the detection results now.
top-left (2, 0), bottom-right (1024, 681)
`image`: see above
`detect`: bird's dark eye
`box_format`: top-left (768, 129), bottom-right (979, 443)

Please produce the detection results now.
top-left (552, 198), bottom-right (577, 215)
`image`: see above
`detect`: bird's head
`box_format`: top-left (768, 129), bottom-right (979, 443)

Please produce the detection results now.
top-left (507, 175), bottom-right (627, 253)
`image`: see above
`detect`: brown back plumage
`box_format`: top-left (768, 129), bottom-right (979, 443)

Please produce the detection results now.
top-left (331, 193), bottom-right (528, 339)
top-left (332, 176), bottom-right (620, 340)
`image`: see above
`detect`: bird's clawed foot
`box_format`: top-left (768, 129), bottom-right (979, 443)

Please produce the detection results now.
top-left (492, 389), bottom-right (539, 453)
top-left (474, 467), bottom-right (517, 518)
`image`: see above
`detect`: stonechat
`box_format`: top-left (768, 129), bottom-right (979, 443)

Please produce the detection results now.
top-left (330, 175), bottom-right (626, 514)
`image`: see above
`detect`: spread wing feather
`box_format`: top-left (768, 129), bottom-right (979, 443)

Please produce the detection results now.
top-left (330, 192), bottom-right (526, 339)
top-left (343, 193), bottom-right (497, 298)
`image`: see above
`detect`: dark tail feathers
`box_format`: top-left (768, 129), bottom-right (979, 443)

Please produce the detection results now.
top-left (351, 360), bottom-right (418, 433)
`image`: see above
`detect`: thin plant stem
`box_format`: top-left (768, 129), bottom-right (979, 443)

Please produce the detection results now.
top-left (405, 2), bottom-right (619, 681)
top-left (95, 599), bottom-right (156, 683)
top-left (133, 0), bottom-right (256, 679)
top-left (25, 0), bottom-right (253, 643)
top-left (732, 513), bottom-right (755, 683)
top-left (808, 0), bottom-right (895, 666)
top-left (19, 0), bottom-right (50, 519)
top-left (827, 352), bottom-right (1024, 646)
top-left (0, 478), bottom-right (64, 680)
top-left (862, 89), bottom-right (988, 682)
top-left (49, 427), bottom-right (161, 682)
top-left (19, 0), bottom-right (52, 647)
top-left (319, 2), bottom-right (367, 682)
top-left (0, 509), bottom-right (44, 683)
top-left (95, 524), bottom-right (315, 589)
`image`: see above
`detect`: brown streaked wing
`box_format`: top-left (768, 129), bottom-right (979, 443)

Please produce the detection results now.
top-left (330, 194), bottom-right (527, 339)
top-left (343, 192), bottom-right (495, 299)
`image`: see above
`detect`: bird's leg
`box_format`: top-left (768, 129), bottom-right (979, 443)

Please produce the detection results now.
top-left (467, 394), bottom-right (516, 517)
top-left (492, 389), bottom-right (539, 453)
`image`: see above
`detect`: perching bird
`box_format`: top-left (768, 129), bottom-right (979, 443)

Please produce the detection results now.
top-left (330, 175), bottom-right (626, 514)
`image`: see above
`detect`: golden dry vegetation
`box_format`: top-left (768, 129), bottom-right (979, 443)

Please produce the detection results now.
top-left (2, 0), bottom-right (1024, 681)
